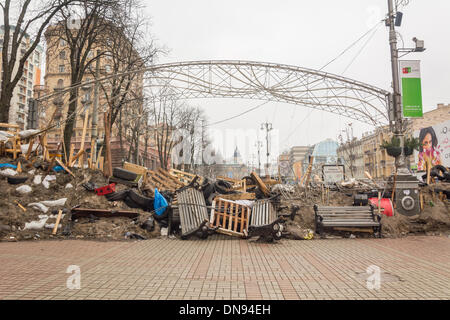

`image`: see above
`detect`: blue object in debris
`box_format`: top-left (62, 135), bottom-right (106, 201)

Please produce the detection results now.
top-left (153, 188), bottom-right (168, 216)
top-left (53, 165), bottom-right (64, 172)
top-left (0, 163), bottom-right (17, 169)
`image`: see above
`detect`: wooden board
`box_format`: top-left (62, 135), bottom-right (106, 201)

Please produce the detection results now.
top-left (218, 193), bottom-right (256, 200)
top-left (123, 161), bottom-right (147, 176)
top-left (250, 171), bottom-right (270, 197)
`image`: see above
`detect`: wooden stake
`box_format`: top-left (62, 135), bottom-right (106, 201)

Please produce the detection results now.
top-left (52, 210), bottom-right (63, 235)
top-left (16, 161), bottom-right (22, 173)
top-left (55, 158), bottom-right (76, 178)
top-left (391, 171), bottom-right (398, 209)
top-left (70, 149), bottom-right (85, 167)
top-left (68, 144), bottom-right (74, 167)
top-left (78, 109), bottom-right (90, 168)
top-left (25, 138), bottom-right (34, 160)
top-left (95, 145), bottom-right (103, 169)
top-left (377, 191), bottom-right (381, 216)
top-left (426, 156), bottom-right (431, 185)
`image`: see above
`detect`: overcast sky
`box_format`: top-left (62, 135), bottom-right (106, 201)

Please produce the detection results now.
top-left (146, 0), bottom-right (449, 163)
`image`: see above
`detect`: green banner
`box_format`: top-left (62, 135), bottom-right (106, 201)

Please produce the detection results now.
top-left (399, 60), bottom-right (423, 118)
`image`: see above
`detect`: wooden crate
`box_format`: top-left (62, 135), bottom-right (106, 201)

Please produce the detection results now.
top-left (210, 198), bottom-right (251, 237)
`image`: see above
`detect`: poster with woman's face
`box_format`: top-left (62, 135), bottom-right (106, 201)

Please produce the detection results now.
top-left (413, 119), bottom-right (450, 171)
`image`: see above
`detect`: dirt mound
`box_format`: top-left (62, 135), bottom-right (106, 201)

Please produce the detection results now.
top-left (279, 187), bottom-right (449, 239)
top-left (0, 159), bottom-right (161, 242)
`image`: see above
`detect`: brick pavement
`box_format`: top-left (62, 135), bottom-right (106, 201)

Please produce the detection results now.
top-left (0, 235), bottom-right (449, 300)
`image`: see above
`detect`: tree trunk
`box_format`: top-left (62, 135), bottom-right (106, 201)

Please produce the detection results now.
top-left (0, 89), bottom-right (13, 123)
top-left (63, 87), bottom-right (78, 161)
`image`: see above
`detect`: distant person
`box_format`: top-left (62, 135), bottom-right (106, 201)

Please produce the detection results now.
top-left (417, 126), bottom-right (441, 170)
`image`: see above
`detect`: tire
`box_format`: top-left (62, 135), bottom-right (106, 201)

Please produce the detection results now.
top-left (128, 189), bottom-right (154, 210)
top-left (112, 167), bottom-right (137, 181)
top-left (207, 192), bottom-right (218, 206)
top-left (7, 176), bottom-right (28, 184)
top-left (431, 165), bottom-right (447, 181)
top-left (202, 183), bottom-right (215, 200)
top-left (214, 180), bottom-right (233, 194)
top-left (105, 189), bottom-right (129, 201)
top-left (123, 195), bottom-right (142, 209)
top-left (432, 165), bottom-right (448, 173)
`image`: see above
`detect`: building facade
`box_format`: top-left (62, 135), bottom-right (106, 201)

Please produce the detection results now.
top-left (337, 103), bottom-right (450, 179)
top-left (337, 138), bottom-right (364, 179)
top-left (0, 26), bottom-right (43, 130)
top-left (42, 20), bottom-right (160, 168)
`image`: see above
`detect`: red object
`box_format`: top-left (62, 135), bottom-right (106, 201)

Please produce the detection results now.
top-left (95, 183), bottom-right (116, 196)
top-left (369, 198), bottom-right (394, 216)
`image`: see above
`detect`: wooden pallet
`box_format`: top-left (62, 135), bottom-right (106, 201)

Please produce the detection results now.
top-left (250, 200), bottom-right (277, 226)
top-left (210, 198), bottom-right (251, 237)
top-left (143, 168), bottom-right (186, 193)
top-left (170, 168), bottom-right (204, 185)
top-left (0, 123), bottom-right (21, 159)
top-left (177, 188), bottom-right (209, 238)
top-left (216, 176), bottom-right (247, 191)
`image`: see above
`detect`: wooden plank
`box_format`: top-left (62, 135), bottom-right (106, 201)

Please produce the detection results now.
top-left (334, 227), bottom-right (374, 233)
top-left (218, 193), bottom-right (255, 201)
top-left (123, 161), bottom-right (147, 176)
top-left (55, 158), bottom-right (76, 178)
top-left (15, 200), bottom-right (26, 212)
top-left (16, 161), bottom-right (22, 173)
top-left (25, 138), bottom-right (34, 160)
top-left (52, 210), bottom-right (63, 235)
top-left (78, 109), bottom-right (90, 168)
top-left (68, 144), bottom-right (75, 166)
top-left (69, 149), bottom-right (85, 167)
top-left (250, 171), bottom-right (270, 197)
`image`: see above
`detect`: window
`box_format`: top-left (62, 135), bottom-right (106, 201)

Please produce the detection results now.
top-left (59, 51), bottom-right (66, 59)
top-left (87, 50), bottom-right (93, 58)
top-left (57, 79), bottom-right (64, 88)
top-left (105, 65), bottom-right (111, 73)
top-left (59, 65), bottom-right (65, 73)
top-left (60, 39), bottom-right (65, 47)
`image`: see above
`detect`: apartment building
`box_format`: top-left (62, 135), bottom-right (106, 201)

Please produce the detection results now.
top-left (42, 19), bottom-right (161, 168)
top-left (0, 26), bottom-right (43, 130)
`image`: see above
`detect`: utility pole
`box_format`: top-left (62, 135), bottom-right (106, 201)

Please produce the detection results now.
top-left (255, 140), bottom-right (263, 175)
top-left (261, 122), bottom-right (273, 176)
top-left (387, 0), bottom-right (408, 174)
top-left (90, 50), bottom-right (100, 166)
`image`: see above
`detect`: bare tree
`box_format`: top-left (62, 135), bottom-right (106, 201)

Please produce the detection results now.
top-left (45, 0), bottom-right (129, 160)
top-left (148, 89), bottom-right (186, 170)
top-left (0, 0), bottom-right (79, 123)
top-left (96, 2), bottom-right (160, 131)
top-left (178, 107), bottom-right (208, 173)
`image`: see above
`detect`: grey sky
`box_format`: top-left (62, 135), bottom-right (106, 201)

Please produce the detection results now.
top-left (145, 0), bottom-right (449, 160)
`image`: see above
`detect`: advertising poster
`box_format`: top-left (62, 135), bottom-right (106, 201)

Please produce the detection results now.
top-left (412, 119), bottom-right (450, 171)
top-left (399, 60), bottom-right (423, 118)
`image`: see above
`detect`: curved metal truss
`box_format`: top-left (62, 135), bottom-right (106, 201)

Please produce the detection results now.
top-left (144, 60), bottom-right (391, 126)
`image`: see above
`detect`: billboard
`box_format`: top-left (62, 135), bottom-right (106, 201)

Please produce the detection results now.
top-left (399, 60), bottom-right (423, 118)
top-left (293, 161), bottom-right (302, 180)
top-left (322, 165), bottom-right (345, 184)
top-left (412, 119), bottom-right (450, 171)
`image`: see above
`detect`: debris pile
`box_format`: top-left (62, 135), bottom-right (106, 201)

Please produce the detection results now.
top-left (0, 123), bottom-right (448, 242)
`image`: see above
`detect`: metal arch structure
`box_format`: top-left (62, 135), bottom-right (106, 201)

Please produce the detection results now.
top-left (144, 60), bottom-right (391, 126)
